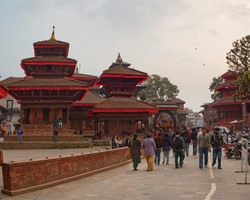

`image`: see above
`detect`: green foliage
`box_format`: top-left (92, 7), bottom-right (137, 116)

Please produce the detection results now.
top-left (226, 35), bottom-right (250, 75)
top-left (226, 35), bottom-right (250, 102)
top-left (139, 74), bottom-right (179, 100)
top-left (209, 76), bottom-right (224, 101)
top-left (233, 70), bottom-right (250, 102)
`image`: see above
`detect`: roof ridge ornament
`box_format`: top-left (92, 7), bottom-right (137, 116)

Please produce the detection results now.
top-left (49, 26), bottom-right (56, 41)
top-left (116, 52), bottom-right (123, 63)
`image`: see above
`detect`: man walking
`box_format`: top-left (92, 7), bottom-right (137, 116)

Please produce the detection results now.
top-left (183, 127), bottom-right (191, 156)
top-left (173, 131), bottom-right (185, 169)
top-left (154, 133), bottom-right (163, 165)
top-left (197, 127), bottom-right (211, 169)
top-left (211, 127), bottom-right (223, 169)
top-left (191, 128), bottom-right (198, 155)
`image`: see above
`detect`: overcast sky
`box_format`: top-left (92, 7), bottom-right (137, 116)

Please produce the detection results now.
top-left (0, 0), bottom-right (249, 112)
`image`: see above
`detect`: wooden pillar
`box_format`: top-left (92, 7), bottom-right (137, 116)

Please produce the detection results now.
top-left (66, 107), bottom-right (70, 128)
top-left (21, 107), bottom-right (24, 124)
top-left (51, 108), bottom-right (55, 121)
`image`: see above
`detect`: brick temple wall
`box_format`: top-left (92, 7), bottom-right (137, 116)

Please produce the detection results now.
top-left (1, 147), bottom-right (129, 196)
top-left (108, 120), bottom-right (137, 136)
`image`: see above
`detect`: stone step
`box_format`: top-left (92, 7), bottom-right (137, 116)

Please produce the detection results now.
top-left (0, 141), bottom-right (93, 149)
top-left (4, 135), bottom-right (87, 142)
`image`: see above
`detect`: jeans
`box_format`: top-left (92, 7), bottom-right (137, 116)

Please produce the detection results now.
top-left (17, 135), bottom-right (22, 143)
top-left (175, 151), bottom-right (183, 168)
top-left (185, 143), bottom-right (190, 156)
top-left (163, 150), bottom-right (170, 164)
top-left (193, 141), bottom-right (197, 155)
top-left (199, 147), bottom-right (208, 167)
top-left (154, 148), bottom-right (161, 165)
top-left (212, 147), bottom-right (222, 168)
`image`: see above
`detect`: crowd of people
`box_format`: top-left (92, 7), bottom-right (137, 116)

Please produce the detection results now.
top-left (111, 135), bottom-right (129, 149)
top-left (118, 127), bottom-right (224, 171)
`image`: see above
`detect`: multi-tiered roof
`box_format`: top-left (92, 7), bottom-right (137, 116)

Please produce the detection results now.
top-left (96, 53), bottom-right (148, 98)
top-left (210, 71), bottom-right (239, 108)
top-left (6, 28), bottom-right (88, 105)
top-left (90, 54), bottom-right (157, 115)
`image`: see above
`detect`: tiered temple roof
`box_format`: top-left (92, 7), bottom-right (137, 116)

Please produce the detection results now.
top-left (90, 54), bottom-right (157, 116)
top-left (211, 70), bottom-right (239, 108)
top-left (89, 97), bottom-right (158, 114)
top-left (6, 27), bottom-right (88, 104)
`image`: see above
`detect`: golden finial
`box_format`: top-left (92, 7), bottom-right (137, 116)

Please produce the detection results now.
top-left (49, 26), bottom-right (56, 41)
top-left (76, 67), bottom-right (79, 74)
top-left (116, 52), bottom-right (123, 62)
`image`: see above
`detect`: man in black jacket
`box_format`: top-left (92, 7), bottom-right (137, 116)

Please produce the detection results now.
top-left (211, 128), bottom-right (223, 169)
top-left (173, 131), bottom-right (185, 169)
top-left (191, 128), bottom-right (198, 155)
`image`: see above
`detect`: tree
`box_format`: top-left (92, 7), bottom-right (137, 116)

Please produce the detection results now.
top-left (233, 70), bottom-right (250, 102)
top-left (139, 74), bottom-right (179, 100)
top-left (226, 35), bottom-right (249, 75)
top-left (209, 76), bottom-right (224, 101)
top-left (226, 35), bottom-right (250, 102)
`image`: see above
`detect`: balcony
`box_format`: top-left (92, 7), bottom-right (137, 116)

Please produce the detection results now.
top-left (6, 108), bottom-right (21, 114)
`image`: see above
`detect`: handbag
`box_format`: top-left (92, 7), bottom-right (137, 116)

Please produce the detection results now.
top-left (125, 148), bottom-right (132, 159)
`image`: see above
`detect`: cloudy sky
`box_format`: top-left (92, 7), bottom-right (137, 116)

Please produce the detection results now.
top-left (0, 0), bottom-right (249, 112)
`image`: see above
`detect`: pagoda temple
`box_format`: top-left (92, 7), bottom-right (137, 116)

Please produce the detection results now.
top-left (208, 71), bottom-right (249, 129)
top-left (88, 54), bottom-right (158, 136)
top-left (5, 28), bottom-right (88, 134)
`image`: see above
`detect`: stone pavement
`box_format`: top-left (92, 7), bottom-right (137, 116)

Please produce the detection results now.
top-left (0, 146), bottom-right (249, 200)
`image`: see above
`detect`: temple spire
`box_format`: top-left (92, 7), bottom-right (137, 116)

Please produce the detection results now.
top-left (116, 52), bottom-right (123, 63)
top-left (49, 26), bottom-right (56, 41)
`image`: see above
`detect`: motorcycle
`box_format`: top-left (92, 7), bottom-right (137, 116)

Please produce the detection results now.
top-left (224, 136), bottom-right (242, 160)
top-left (233, 142), bottom-right (242, 160)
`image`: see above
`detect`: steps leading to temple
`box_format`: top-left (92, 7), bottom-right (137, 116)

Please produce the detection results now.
top-left (4, 135), bottom-right (85, 142)
top-left (0, 141), bottom-right (93, 149)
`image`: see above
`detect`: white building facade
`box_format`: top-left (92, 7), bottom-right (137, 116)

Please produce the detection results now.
top-left (0, 94), bottom-right (21, 134)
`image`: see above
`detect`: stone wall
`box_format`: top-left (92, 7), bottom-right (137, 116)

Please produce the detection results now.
top-left (1, 147), bottom-right (129, 196)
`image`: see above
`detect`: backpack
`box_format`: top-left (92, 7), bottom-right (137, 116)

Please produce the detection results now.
top-left (185, 134), bottom-right (191, 143)
top-left (213, 134), bottom-right (221, 143)
top-left (174, 137), bottom-right (183, 151)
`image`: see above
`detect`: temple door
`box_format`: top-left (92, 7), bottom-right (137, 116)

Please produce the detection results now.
top-left (42, 108), bottom-right (50, 124)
